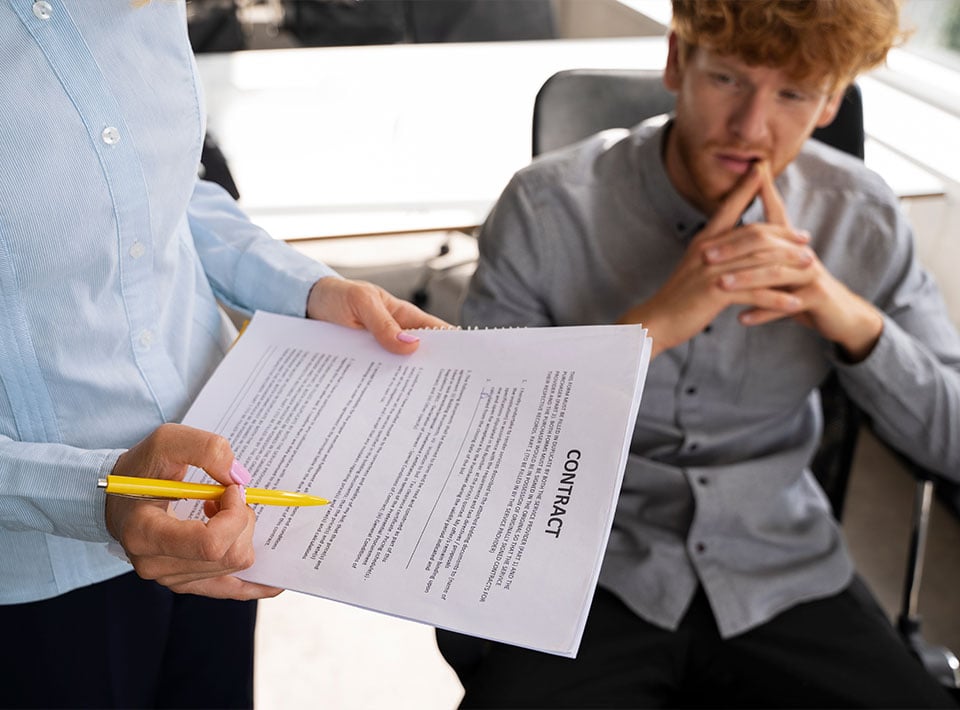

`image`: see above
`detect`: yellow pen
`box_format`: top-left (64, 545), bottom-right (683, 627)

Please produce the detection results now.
top-left (97, 475), bottom-right (330, 507)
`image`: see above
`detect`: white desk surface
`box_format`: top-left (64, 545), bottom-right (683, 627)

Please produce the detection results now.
top-left (197, 37), bottom-right (668, 239)
top-left (196, 38), bottom-right (943, 241)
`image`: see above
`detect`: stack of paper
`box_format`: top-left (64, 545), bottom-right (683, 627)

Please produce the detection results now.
top-left (176, 311), bottom-right (651, 658)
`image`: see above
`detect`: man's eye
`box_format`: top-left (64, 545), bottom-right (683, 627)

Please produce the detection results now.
top-left (780, 90), bottom-right (807, 102)
top-left (710, 72), bottom-right (736, 87)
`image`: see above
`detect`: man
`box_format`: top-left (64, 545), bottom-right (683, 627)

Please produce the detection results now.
top-left (442, 0), bottom-right (960, 706)
top-left (0, 1), bottom-right (446, 707)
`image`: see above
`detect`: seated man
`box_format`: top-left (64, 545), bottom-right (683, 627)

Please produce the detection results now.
top-left (440, 0), bottom-right (960, 707)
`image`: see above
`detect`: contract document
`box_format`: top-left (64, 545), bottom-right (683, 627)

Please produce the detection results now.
top-left (175, 311), bottom-right (651, 657)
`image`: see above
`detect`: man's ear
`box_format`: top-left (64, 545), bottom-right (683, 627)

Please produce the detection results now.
top-left (815, 88), bottom-right (846, 128)
top-left (664, 32), bottom-right (682, 92)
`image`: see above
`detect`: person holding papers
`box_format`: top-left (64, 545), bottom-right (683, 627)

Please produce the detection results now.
top-left (441, 0), bottom-right (960, 706)
top-left (0, 1), bottom-right (445, 708)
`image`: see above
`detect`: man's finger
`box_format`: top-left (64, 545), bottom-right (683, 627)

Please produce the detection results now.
top-left (699, 162), bottom-right (763, 240)
top-left (757, 160), bottom-right (792, 228)
top-left (738, 307), bottom-right (792, 326)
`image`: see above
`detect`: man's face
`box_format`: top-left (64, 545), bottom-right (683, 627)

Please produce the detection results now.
top-left (662, 35), bottom-right (844, 215)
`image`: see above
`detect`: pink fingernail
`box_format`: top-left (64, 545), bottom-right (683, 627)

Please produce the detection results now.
top-left (396, 331), bottom-right (420, 344)
top-left (230, 459), bottom-right (252, 486)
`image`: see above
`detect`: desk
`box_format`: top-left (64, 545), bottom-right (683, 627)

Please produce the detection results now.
top-left (197, 38), bottom-right (667, 239)
top-left (196, 38), bottom-right (944, 241)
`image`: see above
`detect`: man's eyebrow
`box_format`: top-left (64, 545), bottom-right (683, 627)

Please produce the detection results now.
top-left (784, 75), bottom-right (833, 96)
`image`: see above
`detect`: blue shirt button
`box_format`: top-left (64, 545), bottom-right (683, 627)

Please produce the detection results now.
top-left (32, 1), bottom-right (52, 20)
top-left (101, 126), bottom-right (120, 145)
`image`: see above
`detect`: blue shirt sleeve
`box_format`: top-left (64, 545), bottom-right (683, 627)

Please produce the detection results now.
top-left (187, 178), bottom-right (339, 319)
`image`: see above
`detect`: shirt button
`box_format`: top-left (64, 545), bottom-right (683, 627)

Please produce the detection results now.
top-left (139, 329), bottom-right (155, 348)
top-left (685, 386), bottom-right (697, 396)
top-left (32, 1), bottom-right (52, 20)
top-left (101, 126), bottom-right (120, 145)
top-left (703, 325), bottom-right (713, 334)
top-left (694, 542), bottom-right (707, 554)
top-left (129, 241), bottom-right (146, 259)
top-left (697, 476), bottom-right (709, 486)
top-left (687, 443), bottom-right (699, 452)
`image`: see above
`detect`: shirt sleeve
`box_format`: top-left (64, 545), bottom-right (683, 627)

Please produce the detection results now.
top-left (835, 211), bottom-right (960, 478)
top-left (460, 172), bottom-right (554, 328)
top-left (0, 436), bottom-right (121, 543)
top-left (187, 178), bottom-right (339, 318)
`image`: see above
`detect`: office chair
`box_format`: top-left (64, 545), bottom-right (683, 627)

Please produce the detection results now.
top-left (531, 67), bottom-right (865, 160)
top-left (200, 133), bottom-right (240, 201)
top-left (438, 68), bottom-right (959, 692)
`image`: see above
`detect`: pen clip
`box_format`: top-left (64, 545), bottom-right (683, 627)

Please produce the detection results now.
top-left (97, 477), bottom-right (180, 502)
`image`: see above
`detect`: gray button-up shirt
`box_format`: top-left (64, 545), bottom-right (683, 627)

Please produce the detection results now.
top-left (462, 122), bottom-right (960, 638)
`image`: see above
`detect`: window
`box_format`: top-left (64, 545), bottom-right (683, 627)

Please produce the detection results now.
top-left (878, 0), bottom-right (960, 117)
top-left (902, 0), bottom-right (960, 71)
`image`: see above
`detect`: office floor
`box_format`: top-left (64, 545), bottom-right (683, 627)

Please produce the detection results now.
top-left (254, 593), bottom-right (463, 709)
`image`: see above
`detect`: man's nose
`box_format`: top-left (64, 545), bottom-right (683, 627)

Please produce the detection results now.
top-left (728, 92), bottom-right (771, 143)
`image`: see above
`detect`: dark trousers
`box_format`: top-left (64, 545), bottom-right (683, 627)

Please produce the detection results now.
top-left (0, 571), bottom-right (257, 709)
top-left (439, 582), bottom-right (958, 709)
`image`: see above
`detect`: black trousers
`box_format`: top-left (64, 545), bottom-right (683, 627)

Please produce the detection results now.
top-left (439, 582), bottom-right (958, 709)
top-left (0, 571), bottom-right (257, 709)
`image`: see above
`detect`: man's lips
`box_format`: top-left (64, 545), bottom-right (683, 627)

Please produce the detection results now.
top-left (715, 153), bottom-right (763, 174)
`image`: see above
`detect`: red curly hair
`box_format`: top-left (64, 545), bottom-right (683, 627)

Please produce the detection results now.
top-left (670, 0), bottom-right (907, 91)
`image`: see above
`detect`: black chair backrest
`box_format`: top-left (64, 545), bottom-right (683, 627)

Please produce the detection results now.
top-left (532, 68), bottom-right (864, 160)
top-left (533, 69), bottom-right (673, 157)
top-left (531, 68), bottom-right (866, 519)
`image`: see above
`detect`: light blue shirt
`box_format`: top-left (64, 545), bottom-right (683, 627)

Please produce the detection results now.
top-left (0, 0), bottom-right (336, 603)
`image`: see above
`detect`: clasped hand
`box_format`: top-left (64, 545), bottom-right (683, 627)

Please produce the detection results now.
top-left (622, 161), bottom-right (882, 361)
